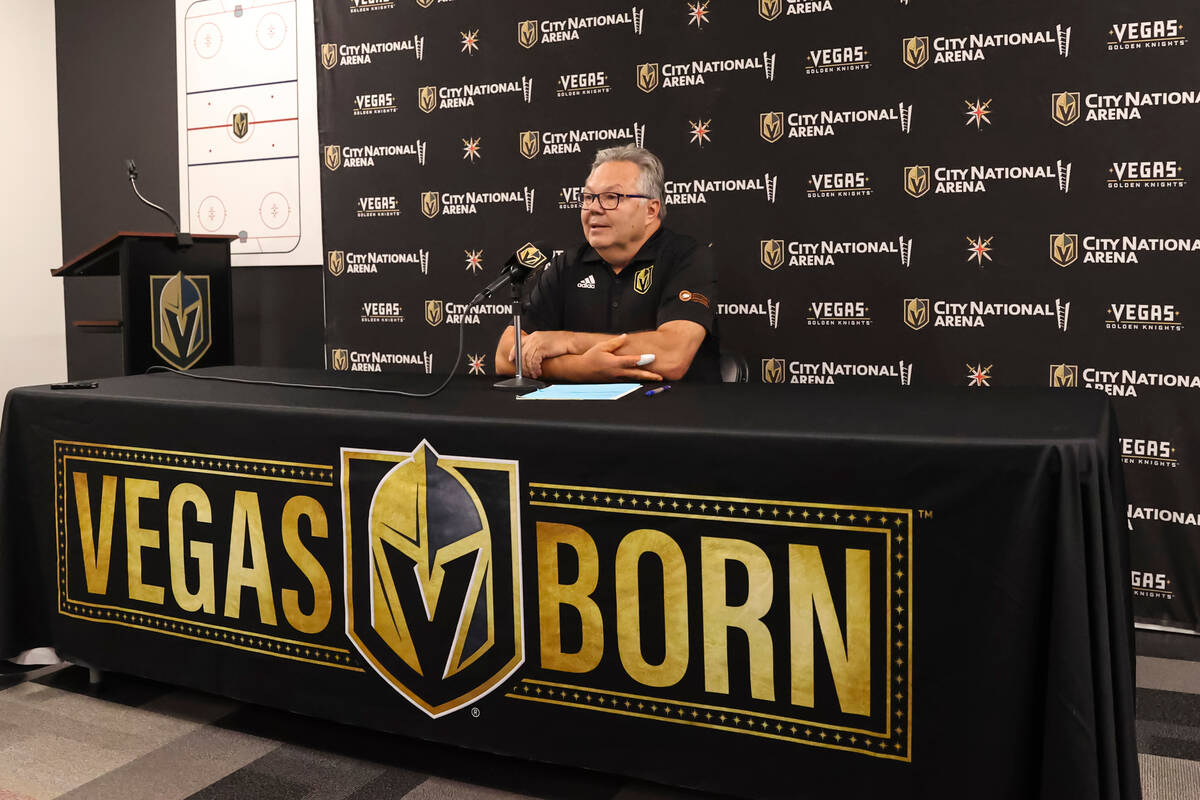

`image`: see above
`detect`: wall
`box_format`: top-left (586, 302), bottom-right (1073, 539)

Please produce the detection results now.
top-left (0, 0), bottom-right (65, 403)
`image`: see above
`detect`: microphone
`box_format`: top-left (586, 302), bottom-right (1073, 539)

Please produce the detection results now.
top-left (126, 158), bottom-right (193, 246)
top-left (469, 241), bottom-right (551, 306)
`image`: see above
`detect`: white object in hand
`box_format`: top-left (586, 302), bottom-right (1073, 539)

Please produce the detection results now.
top-left (636, 354), bottom-right (656, 367)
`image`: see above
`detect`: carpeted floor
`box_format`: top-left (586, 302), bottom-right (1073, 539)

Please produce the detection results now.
top-left (1, 631), bottom-right (1198, 799)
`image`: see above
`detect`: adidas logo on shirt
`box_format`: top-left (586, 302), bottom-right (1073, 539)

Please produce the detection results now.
top-left (577, 274), bottom-right (596, 289)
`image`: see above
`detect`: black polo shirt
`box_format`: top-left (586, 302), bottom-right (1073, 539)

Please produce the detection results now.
top-left (521, 227), bottom-right (721, 382)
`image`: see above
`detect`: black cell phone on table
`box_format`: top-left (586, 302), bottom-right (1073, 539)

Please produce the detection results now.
top-left (50, 381), bottom-right (98, 390)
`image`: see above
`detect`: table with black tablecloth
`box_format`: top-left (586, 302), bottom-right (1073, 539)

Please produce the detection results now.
top-left (0, 368), bottom-right (1138, 799)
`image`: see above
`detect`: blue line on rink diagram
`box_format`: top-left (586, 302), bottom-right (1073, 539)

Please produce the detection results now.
top-left (187, 78), bottom-right (298, 97)
top-left (188, 155), bottom-right (300, 168)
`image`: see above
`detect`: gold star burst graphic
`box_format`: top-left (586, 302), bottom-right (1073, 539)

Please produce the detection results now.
top-left (462, 137), bottom-right (482, 161)
top-left (964, 98), bottom-right (992, 130)
top-left (464, 249), bottom-right (484, 272)
top-left (687, 1), bottom-right (711, 27)
top-left (467, 354), bottom-right (487, 375)
top-left (966, 364), bottom-right (993, 387)
top-left (461, 30), bottom-right (480, 54)
top-left (689, 119), bottom-right (712, 146)
top-left (966, 235), bottom-right (994, 265)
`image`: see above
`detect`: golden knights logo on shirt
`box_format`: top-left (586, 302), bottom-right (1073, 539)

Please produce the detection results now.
top-left (150, 272), bottom-right (212, 370)
top-left (341, 442), bottom-right (523, 717)
top-left (634, 264), bottom-right (654, 294)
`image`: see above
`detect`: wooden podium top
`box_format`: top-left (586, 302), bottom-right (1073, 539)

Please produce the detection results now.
top-left (52, 232), bottom-right (237, 277)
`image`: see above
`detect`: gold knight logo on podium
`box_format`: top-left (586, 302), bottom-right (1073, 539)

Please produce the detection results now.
top-left (150, 273), bottom-right (212, 370)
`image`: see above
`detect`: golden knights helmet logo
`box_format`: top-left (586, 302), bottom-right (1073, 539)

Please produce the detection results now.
top-left (418, 85), bottom-right (437, 114)
top-left (324, 145), bottom-right (342, 171)
top-left (760, 239), bottom-right (784, 270)
top-left (636, 63), bottom-right (659, 94)
top-left (904, 165), bottom-right (930, 198)
top-left (758, 0), bottom-right (782, 21)
top-left (518, 20), bottom-right (539, 49)
top-left (515, 242), bottom-right (548, 270)
top-left (328, 250), bottom-right (345, 277)
top-left (1051, 91), bottom-right (1081, 127)
top-left (759, 112), bottom-right (784, 143)
top-left (231, 112), bottom-right (249, 139)
top-left (321, 43), bottom-right (338, 70)
top-left (903, 298), bottom-right (930, 330)
top-left (415, 0), bottom-right (434, 7)
top-left (762, 358), bottom-right (786, 383)
top-left (150, 272), bottom-right (212, 370)
top-left (519, 130), bottom-right (540, 159)
top-left (332, 348), bottom-right (350, 371)
top-left (342, 442), bottom-right (523, 717)
top-left (1050, 233), bottom-right (1078, 267)
top-left (421, 191), bottom-right (440, 218)
top-left (1049, 364), bottom-right (1079, 387)
top-left (634, 264), bottom-right (654, 295)
top-left (902, 36), bottom-right (929, 70)
top-left (425, 299), bottom-right (444, 326)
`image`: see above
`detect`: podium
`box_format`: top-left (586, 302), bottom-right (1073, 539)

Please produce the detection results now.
top-left (52, 232), bottom-right (235, 380)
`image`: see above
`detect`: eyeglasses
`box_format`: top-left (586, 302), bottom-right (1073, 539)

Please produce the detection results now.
top-left (580, 191), bottom-right (652, 210)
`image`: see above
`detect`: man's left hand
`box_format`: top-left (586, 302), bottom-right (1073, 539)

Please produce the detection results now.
top-left (511, 330), bottom-right (574, 379)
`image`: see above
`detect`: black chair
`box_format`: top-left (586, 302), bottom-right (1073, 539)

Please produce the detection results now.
top-left (719, 349), bottom-right (748, 383)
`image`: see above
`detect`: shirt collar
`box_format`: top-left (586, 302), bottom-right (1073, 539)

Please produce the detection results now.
top-left (580, 226), bottom-right (666, 267)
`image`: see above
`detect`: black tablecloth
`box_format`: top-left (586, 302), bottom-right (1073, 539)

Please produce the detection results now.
top-left (0, 368), bottom-right (1138, 799)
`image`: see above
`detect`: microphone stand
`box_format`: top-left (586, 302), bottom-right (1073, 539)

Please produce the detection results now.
top-left (127, 159), bottom-right (193, 247)
top-left (493, 279), bottom-right (545, 393)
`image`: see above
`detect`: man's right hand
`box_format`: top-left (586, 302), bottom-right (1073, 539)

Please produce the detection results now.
top-left (511, 330), bottom-right (574, 379)
top-left (575, 334), bottom-right (662, 382)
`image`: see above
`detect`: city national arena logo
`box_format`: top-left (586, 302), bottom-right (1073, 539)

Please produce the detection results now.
top-left (334, 349), bottom-right (433, 373)
top-left (420, 187), bottom-right (535, 217)
top-left (328, 248), bottom-right (429, 276)
top-left (418, 77), bottom-right (533, 111)
top-left (1048, 232), bottom-right (1200, 265)
top-left (341, 441), bottom-right (522, 717)
top-left (425, 299), bottom-right (512, 326)
top-left (905, 161), bottom-right (1071, 195)
top-left (763, 358), bottom-right (913, 385)
top-left (1049, 89), bottom-right (1200, 124)
top-left (904, 298), bottom-right (1070, 330)
top-left (636, 51), bottom-right (775, 92)
top-left (901, 24), bottom-right (1070, 66)
top-left (761, 237), bottom-right (912, 268)
top-left (324, 141), bottom-right (426, 169)
top-left (1051, 363), bottom-right (1200, 397)
top-left (665, 173), bottom-right (777, 206)
top-left (1106, 302), bottom-right (1183, 333)
top-left (518, 8), bottom-right (644, 47)
top-left (150, 272), bottom-right (212, 370)
top-left (1109, 19), bottom-right (1187, 51)
top-left (764, 103), bottom-right (912, 140)
top-left (759, 0), bottom-right (833, 18)
top-left (717, 299), bottom-right (780, 328)
top-left (520, 123), bottom-right (645, 159)
top-left (806, 45), bottom-right (870, 74)
top-left (320, 36), bottom-right (424, 69)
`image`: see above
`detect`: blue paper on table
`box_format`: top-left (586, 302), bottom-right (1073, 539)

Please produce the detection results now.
top-left (516, 383), bottom-right (642, 400)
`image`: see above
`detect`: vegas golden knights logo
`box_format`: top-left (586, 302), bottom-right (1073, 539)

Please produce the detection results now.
top-left (321, 43), bottom-right (338, 70)
top-left (1051, 91), bottom-right (1081, 127)
top-left (758, 0), bottom-right (782, 21)
top-left (332, 348), bottom-right (349, 371)
top-left (231, 112), bottom-right (249, 139)
top-left (904, 298), bottom-right (930, 330)
top-left (421, 191), bottom-right (440, 218)
top-left (1049, 364), bottom-right (1079, 387)
top-left (634, 264), bottom-right (654, 295)
top-left (515, 242), bottom-right (548, 270)
top-left (904, 165), bottom-right (930, 198)
top-left (760, 239), bottom-right (784, 270)
top-left (1050, 233), bottom-right (1078, 267)
top-left (328, 250), bottom-right (345, 277)
top-left (759, 112), bottom-right (784, 143)
top-left (418, 85), bottom-right (437, 114)
top-left (762, 358), bottom-right (786, 384)
top-left (636, 63), bottom-right (659, 94)
top-left (425, 299), bottom-right (444, 326)
top-left (150, 272), bottom-right (212, 370)
top-left (519, 130), bottom-right (539, 159)
top-left (342, 442), bottom-right (523, 717)
top-left (324, 145), bottom-right (341, 171)
top-left (415, 0), bottom-right (434, 7)
top-left (518, 20), bottom-right (538, 49)
top-left (902, 36), bottom-right (929, 70)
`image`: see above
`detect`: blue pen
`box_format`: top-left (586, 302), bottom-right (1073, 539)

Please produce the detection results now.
top-left (645, 385), bottom-right (672, 396)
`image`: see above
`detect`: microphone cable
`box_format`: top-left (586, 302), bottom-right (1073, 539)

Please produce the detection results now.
top-left (147, 307), bottom-right (468, 399)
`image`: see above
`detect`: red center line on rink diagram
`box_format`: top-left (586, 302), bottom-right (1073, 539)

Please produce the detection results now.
top-left (187, 116), bottom-right (300, 132)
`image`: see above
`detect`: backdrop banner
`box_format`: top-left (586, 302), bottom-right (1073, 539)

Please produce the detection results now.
top-left (313, 0), bottom-right (1200, 633)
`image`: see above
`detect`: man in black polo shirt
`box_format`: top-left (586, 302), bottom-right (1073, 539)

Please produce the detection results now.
top-left (494, 145), bottom-right (720, 382)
